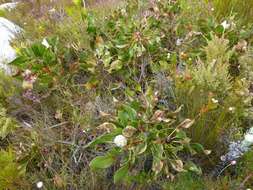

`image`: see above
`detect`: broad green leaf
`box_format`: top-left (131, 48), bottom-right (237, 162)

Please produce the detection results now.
top-left (84, 128), bottom-right (122, 148)
top-left (175, 130), bottom-right (187, 139)
top-left (9, 56), bottom-right (28, 68)
top-left (114, 164), bottom-right (129, 183)
top-left (186, 161), bottom-right (202, 175)
top-left (118, 105), bottom-right (137, 125)
top-left (89, 155), bottom-right (114, 169)
top-left (190, 143), bottom-right (205, 154)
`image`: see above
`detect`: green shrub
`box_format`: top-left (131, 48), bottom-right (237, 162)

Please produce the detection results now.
top-left (88, 91), bottom-right (206, 186)
top-left (1, 0), bottom-right (253, 189)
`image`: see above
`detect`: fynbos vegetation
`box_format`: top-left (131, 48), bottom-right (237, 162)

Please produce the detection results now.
top-left (0, 0), bottom-right (253, 189)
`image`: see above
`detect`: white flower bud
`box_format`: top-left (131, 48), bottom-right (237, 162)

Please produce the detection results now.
top-left (113, 135), bottom-right (127, 147)
top-left (228, 107), bottom-right (235, 112)
top-left (221, 20), bottom-right (230, 30)
top-left (176, 38), bottom-right (183, 46)
top-left (36, 181), bottom-right (43, 189)
top-left (230, 160), bottom-right (236, 165)
top-left (211, 98), bottom-right (219, 104)
top-left (42, 38), bottom-right (50, 48)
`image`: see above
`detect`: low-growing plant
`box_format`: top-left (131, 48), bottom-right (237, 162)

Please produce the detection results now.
top-left (0, 149), bottom-right (26, 190)
top-left (173, 33), bottom-right (253, 157)
top-left (83, 0), bottom-right (178, 90)
top-left (11, 36), bottom-right (83, 91)
top-left (1, 0), bottom-right (253, 189)
top-left (88, 91), bottom-right (207, 186)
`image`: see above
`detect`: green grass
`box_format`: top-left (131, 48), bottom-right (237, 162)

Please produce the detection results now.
top-left (211, 0), bottom-right (253, 23)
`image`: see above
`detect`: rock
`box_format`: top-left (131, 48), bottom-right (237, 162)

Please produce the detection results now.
top-left (0, 17), bottom-right (22, 74)
top-left (0, 2), bottom-right (19, 11)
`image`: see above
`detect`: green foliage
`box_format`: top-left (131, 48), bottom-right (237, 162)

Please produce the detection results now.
top-left (0, 71), bottom-right (19, 104)
top-left (239, 49), bottom-right (253, 81)
top-left (85, 0), bottom-right (176, 80)
top-left (0, 149), bottom-right (26, 190)
top-left (0, 106), bottom-right (18, 139)
top-left (174, 34), bottom-right (252, 151)
top-left (192, 35), bottom-right (232, 95)
top-left (88, 92), bottom-right (206, 185)
top-left (11, 37), bottom-right (82, 89)
top-left (211, 0), bottom-right (253, 23)
top-left (90, 155), bottom-right (115, 169)
top-left (0, 73), bottom-right (19, 139)
top-left (165, 172), bottom-right (205, 190)
top-left (1, 0), bottom-right (253, 189)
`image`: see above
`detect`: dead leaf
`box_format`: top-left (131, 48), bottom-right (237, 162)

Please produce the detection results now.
top-left (171, 159), bottom-right (185, 172)
top-left (97, 122), bottom-right (116, 133)
top-left (54, 175), bottom-right (64, 188)
top-left (177, 119), bottom-right (195, 129)
top-left (122, 126), bottom-right (137, 138)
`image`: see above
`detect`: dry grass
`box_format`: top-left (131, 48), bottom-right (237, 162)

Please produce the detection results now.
top-left (87, 0), bottom-right (123, 7)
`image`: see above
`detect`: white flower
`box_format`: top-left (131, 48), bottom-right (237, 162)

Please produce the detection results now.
top-left (230, 160), bottom-right (236, 165)
top-left (228, 107), bottom-right (235, 112)
top-left (42, 38), bottom-right (50, 48)
top-left (211, 8), bottom-right (214, 11)
top-left (221, 20), bottom-right (230, 30)
top-left (48, 8), bottom-right (56, 13)
top-left (36, 181), bottom-right (43, 189)
top-left (176, 38), bottom-right (183, 46)
top-left (113, 135), bottom-right (127, 147)
top-left (220, 155), bottom-right (226, 161)
top-left (211, 98), bottom-right (219, 104)
top-left (244, 133), bottom-right (253, 144)
top-left (167, 53), bottom-right (171, 59)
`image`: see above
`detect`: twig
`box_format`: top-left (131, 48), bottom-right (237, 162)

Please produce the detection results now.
top-left (45, 121), bottom-right (69, 130)
top-left (82, 0), bottom-right (86, 8)
top-left (56, 140), bottom-right (79, 147)
top-left (238, 173), bottom-right (253, 190)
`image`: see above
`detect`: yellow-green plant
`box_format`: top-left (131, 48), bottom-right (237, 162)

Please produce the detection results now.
top-left (174, 35), bottom-right (252, 150)
top-left (0, 106), bottom-right (19, 139)
top-left (0, 149), bottom-right (26, 190)
top-left (192, 35), bottom-right (232, 96)
top-left (211, 0), bottom-right (253, 23)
